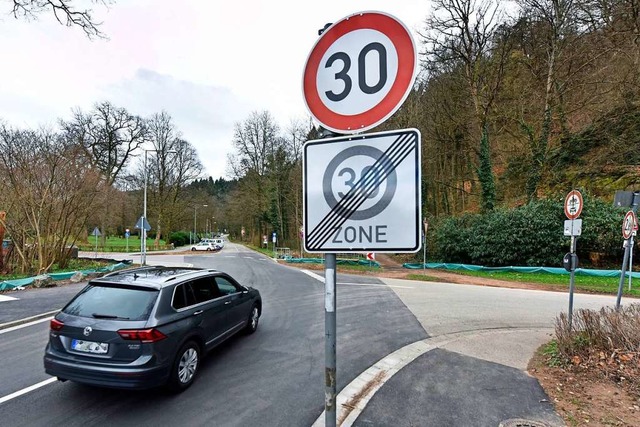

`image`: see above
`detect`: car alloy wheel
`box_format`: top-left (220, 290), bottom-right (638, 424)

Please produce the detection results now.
top-left (178, 348), bottom-right (198, 383)
top-left (168, 341), bottom-right (200, 392)
top-left (245, 306), bottom-right (259, 334)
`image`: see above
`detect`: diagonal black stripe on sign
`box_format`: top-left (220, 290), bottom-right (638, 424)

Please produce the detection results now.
top-left (307, 133), bottom-right (417, 250)
top-left (308, 134), bottom-right (415, 249)
top-left (308, 134), bottom-right (416, 249)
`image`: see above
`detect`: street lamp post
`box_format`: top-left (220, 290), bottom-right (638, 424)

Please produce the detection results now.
top-left (141, 150), bottom-right (149, 265)
top-left (141, 149), bottom-right (176, 265)
top-left (193, 204), bottom-right (208, 243)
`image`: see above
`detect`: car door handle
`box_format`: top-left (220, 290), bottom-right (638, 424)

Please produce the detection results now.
top-left (193, 310), bottom-right (204, 315)
top-left (224, 301), bottom-right (231, 305)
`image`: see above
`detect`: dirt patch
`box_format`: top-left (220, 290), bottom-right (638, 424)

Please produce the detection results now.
top-left (528, 346), bottom-right (640, 426)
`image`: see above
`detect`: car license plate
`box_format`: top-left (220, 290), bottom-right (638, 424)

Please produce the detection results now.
top-left (71, 339), bottom-right (109, 354)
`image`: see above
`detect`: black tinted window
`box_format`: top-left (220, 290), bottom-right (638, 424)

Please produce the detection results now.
top-left (216, 277), bottom-right (240, 295)
top-left (62, 285), bottom-right (158, 321)
top-left (187, 278), bottom-right (221, 304)
top-left (172, 284), bottom-right (187, 310)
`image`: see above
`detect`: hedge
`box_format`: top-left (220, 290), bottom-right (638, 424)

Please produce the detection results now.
top-left (430, 195), bottom-right (629, 267)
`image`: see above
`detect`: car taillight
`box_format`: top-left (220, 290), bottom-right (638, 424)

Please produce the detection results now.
top-left (117, 328), bottom-right (167, 343)
top-left (50, 318), bottom-right (64, 331)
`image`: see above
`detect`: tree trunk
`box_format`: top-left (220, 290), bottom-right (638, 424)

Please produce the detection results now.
top-left (0, 211), bottom-right (6, 272)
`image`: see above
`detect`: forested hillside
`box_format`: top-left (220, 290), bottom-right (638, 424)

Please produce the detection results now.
top-left (218, 0), bottom-right (639, 257)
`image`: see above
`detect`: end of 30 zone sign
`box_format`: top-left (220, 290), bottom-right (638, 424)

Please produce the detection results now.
top-left (303, 128), bottom-right (421, 253)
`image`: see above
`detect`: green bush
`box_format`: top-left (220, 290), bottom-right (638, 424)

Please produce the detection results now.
top-left (168, 231), bottom-right (190, 247)
top-left (430, 194), bottom-right (627, 267)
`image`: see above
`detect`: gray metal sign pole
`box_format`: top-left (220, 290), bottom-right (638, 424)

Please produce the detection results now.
top-left (325, 253), bottom-right (337, 427)
top-left (568, 236), bottom-right (576, 329)
top-left (616, 192), bottom-right (639, 310)
top-left (318, 121), bottom-right (338, 427)
top-left (616, 239), bottom-right (632, 310)
top-left (629, 234), bottom-right (635, 291)
top-left (422, 234), bottom-right (426, 270)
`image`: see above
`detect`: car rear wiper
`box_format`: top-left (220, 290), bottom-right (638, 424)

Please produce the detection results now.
top-left (92, 313), bottom-right (130, 319)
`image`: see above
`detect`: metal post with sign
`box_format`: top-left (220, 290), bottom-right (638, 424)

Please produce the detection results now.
top-left (616, 200), bottom-right (639, 309)
top-left (563, 190), bottom-right (583, 329)
top-left (302, 11), bottom-right (418, 427)
top-left (135, 216), bottom-right (151, 265)
top-left (423, 219), bottom-right (429, 270)
top-left (92, 227), bottom-right (101, 259)
top-left (629, 225), bottom-right (636, 292)
top-left (272, 232), bottom-right (277, 259)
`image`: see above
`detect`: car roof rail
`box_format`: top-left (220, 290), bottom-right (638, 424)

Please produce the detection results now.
top-left (103, 265), bottom-right (158, 277)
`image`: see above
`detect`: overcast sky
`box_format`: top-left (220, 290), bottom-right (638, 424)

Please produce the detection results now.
top-left (0, 0), bottom-right (432, 179)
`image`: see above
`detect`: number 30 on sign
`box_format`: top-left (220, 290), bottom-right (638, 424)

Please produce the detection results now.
top-left (302, 11), bottom-right (417, 134)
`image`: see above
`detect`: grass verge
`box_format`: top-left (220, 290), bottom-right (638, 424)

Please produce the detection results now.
top-left (444, 269), bottom-right (640, 296)
top-left (0, 258), bottom-right (113, 281)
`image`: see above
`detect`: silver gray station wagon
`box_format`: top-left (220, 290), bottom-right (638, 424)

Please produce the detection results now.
top-left (44, 266), bottom-right (262, 392)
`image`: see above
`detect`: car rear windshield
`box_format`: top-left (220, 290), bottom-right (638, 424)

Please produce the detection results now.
top-left (62, 284), bottom-right (159, 321)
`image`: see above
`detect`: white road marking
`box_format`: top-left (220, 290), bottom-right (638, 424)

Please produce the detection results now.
top-left (301, 270), bottom-right (324, 282)
top-left (339, 283), bottom-right (414, 289)
top-left (0, 295), bottom-right (18, 302)
top-left (300, 270), bottom-right (412, 289)
top-left (0, 378), bottom-right (57, 405)
top-left (0, 316), bottom-right (54, 335)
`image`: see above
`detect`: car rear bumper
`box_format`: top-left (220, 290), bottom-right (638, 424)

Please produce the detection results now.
top-left (44, 349), bottom-right (171, 390)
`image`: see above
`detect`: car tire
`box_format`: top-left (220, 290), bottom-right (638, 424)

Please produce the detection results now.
top-left (191, 247), bottom-right (196, 251)
top-left (244, 305), bottom-right (260, 334)
top-left (167, 340), bottom-right (200, 393)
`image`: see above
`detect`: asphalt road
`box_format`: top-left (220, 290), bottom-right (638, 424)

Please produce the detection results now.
top-left (0, 244), bottom-right (427, 426)
top-left (0, 243), bottom-right (624, 426)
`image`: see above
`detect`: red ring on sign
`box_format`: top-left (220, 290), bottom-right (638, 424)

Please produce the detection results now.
top-left (303, 12), bottom-right (416, 133)
top-left (623, 211), bottom-right (636, 240)
top-left (564, 190), bottom-right (583, 220)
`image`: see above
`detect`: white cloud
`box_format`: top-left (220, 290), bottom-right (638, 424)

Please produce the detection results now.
top-left (105, 69), bottom-right (255, 179)
top-left (0, 0), bottom-right (432, 179)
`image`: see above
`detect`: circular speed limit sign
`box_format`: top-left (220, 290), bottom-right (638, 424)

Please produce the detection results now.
top-left (302, 11), bottom-right (417, 134)
top-left (622, 211), bottom-right (637, 240)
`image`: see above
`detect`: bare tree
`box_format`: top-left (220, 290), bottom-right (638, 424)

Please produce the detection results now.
top-left (61, 101), bottom-right (149, 187)
top-left (0, 124), bottom-right (105, 274)
top-left (228, 111), bottom-right (279, 178)
top-left (421, 0), bottom-right (511, 211)
top-left (515, 0), bottom-right (578, 200)
top-left (9, 0), bottom-right (112, 38)
top-left (141, 112), bottom-right (203, 245)
top-left (227, 111), bottom-right (278, 241)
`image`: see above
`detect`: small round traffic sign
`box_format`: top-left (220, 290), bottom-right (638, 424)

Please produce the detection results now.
top-left (564, 190), bottom-right (583, 220)
top-left (622, 211), bottom-right (637, 240)
top-left (302, 11), bottom-right (417, 134)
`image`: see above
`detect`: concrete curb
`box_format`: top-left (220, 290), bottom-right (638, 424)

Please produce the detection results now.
top-left (0, 310), bottom-right (60, 331)
top-left (312, 327), bottom-right (560, 427)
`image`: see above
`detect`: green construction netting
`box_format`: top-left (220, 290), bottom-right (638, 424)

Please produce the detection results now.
top-left (286, 258), bottom-right (380, 268)
top-left (403, 262), bottom-right (640, 278)
top-left (0, 262), bottom-right (131, 291)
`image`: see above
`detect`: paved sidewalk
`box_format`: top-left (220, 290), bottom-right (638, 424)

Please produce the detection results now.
top-left (315, 277), bottom-right (619, 426)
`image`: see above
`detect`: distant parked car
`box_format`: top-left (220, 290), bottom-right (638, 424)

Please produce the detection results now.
top-left (44, 266), bottom-right (262, 391)
top-left (190, 241), bottom-right (220, 251)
